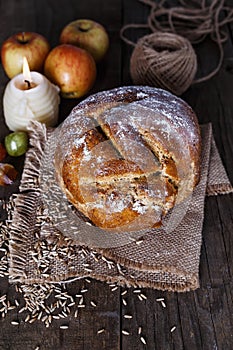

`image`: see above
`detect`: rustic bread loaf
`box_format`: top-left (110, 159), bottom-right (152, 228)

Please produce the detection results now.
top-left (54, 86), bottom-right (201, 232)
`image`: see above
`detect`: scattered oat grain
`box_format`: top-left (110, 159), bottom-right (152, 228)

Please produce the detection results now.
top-left (60, 325), bottom-right (69, 329)
top-left (156, 298), bottom-right (164, 302)
top-left (97, 328), bottom-right (105, 334)
top-left (161, 301), bottom-right (166, 308)
top-left (170, 326), bottom-right (176, 333)
top-left (140, 336), bottom-right (147, 345)
top-left (121, 290), bottom-right (127, 296)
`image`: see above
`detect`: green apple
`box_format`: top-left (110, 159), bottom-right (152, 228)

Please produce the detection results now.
top-left (5, 131), bottom-right (28, 157)
top-left (59, 19), bottom-right (109, 62)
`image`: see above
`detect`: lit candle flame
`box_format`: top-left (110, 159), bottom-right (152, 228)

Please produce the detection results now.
top-left (22, 56), bottom-right (32, 83)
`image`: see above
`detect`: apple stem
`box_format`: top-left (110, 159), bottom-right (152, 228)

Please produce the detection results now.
top-left (18, 32), bottom-right (28, 44)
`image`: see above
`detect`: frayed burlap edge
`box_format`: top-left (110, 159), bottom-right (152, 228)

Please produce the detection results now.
top-left (207, 183), bottom-right (233, 196)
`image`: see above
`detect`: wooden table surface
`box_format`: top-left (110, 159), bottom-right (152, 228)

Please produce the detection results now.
top-left (0, 1), bottom-right (233, 349)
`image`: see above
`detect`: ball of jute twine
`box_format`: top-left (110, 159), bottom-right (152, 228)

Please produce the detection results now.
top-left (120, 0), bottom-right (233, 95)
top-left (130, 31), bottom-right (197, 95)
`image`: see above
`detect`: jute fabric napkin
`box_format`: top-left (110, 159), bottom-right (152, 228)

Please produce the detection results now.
top-left (8, 121), bottom-right (233, 292)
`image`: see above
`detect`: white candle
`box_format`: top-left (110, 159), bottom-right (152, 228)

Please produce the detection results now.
top-left (3, 61), bottom-right (60, 131)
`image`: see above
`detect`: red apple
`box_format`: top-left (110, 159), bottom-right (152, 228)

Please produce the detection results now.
top-left (1, 32), bottom-right (50, 79)
top-left (44, 44), bottom-right (96, 99)
top-left (59, 19), bottom-right (109, 62)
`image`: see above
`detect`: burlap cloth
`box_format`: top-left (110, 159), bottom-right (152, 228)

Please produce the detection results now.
top-left (8, 121), bottom-right (233, 292)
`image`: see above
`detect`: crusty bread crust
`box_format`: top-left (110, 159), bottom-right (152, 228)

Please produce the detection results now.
top-left (55, 86), bottom-right (201, 232)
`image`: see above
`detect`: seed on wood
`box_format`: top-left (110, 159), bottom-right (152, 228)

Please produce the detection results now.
top-left (0, 295), bottom-right (6, 302)
top-left (97, 328), bottom-right (105, 334)
top-left (65, 307), bottom-right (71, 314)
top-left (18, 307), bottom-right (26, 314)
top-left (29, 317), bottom-right (37, 324)
top-left (25, 315), bottom-right (30, 322)
top-left (122, 330), bottom-right (130, 335)
top-left (121, 290), bottom-right (127, 296)
top-left (156, 298), bottom-right (164, 302)
top-left (11, 321), bottom-right (19, 325)
top-left (68, 302), bottom-right (75, 307)
top-left (37, 311), bottom-right (43, 320)
top-left (140, 336), bottom-right (147, 345)
top-left (161, 301), bottom-right (166, 308)
top-left (60, 325), bottom-right (69, 329)
top-left (170, 326), bottom-right (176, 333)
top-left (138, 327), bottom-right (142, 335)
top-left (90, 301), bottom-right (97, 307)
top-left (41, 315), bottom-right (48, 322)
top-left (140, 294), bottom-right (147, 300)
top-left (56, 296), bottom-right (67, 301)
top-left (124, 315), bottom-right (132, 319)
top-left (122, 299), bottom-right (127, 306)
top-left (8, 306), bottom-right (16, 310)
